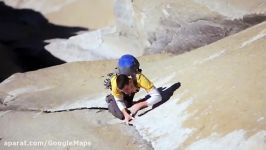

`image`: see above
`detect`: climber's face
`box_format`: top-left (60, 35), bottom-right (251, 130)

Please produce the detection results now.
top-left (121, 80), bottom-right (135, 95)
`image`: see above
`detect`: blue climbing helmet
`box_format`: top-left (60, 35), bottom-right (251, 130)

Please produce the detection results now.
top-left (118, 54), bottom-right (140, 76)
top-left (103, 54), bottom-right (142, 90)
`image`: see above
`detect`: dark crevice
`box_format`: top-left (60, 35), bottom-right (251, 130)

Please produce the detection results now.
top-left (43, 107), bottom-right (108, 113)
top-left (0, 104), bottom-right (108, 113)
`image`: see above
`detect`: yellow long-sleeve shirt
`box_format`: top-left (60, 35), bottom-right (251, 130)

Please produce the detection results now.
top-left (111, 73), bottom-right (154, 100)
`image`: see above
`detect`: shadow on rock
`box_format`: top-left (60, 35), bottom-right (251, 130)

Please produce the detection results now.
top-left (0, 2), bottom-right (87, 82)
top-left (138, 82), bottom-right (181, 117)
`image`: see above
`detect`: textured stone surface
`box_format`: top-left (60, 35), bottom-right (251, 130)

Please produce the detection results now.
top-left (0, 22), bottom-right (265, 149)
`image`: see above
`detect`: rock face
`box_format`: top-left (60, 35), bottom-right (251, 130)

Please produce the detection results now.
top-left (43, 0), bottom-right (266, 62)
top-left (1, 0), bottom-right (266, 73)
top-left (193, 0), bottom-right (266, 18)
top-left (0, 21), bottom-right (265, 149)
top-left (1, 0), bottom-right (116, 29)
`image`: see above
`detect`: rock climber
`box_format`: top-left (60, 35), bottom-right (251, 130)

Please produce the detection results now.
top-left (104, 54), bottom-right (162, 125)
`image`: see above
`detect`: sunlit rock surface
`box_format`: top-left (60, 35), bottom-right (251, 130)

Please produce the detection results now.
top-left (2, 0), bottom-right (266, 62)
top-left (0, 21), bottom-right (265, 149)
top-left (43, 0), bottom-right (266, 61)
top-left (1, 0), bottom-right (116, 29)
